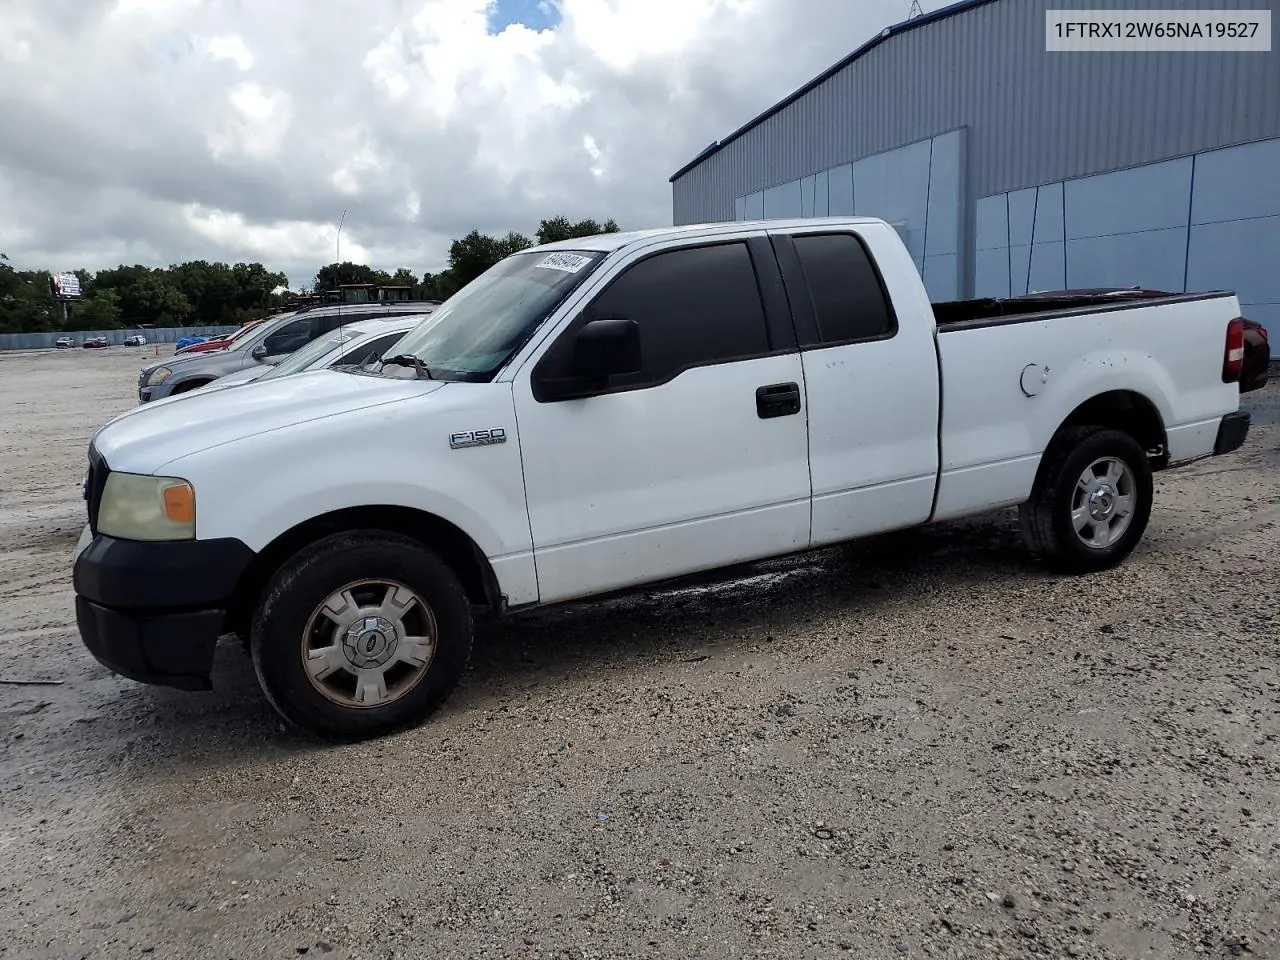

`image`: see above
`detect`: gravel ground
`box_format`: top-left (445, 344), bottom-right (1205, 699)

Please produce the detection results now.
top-left (1, 347), bottom-right (1277, 960)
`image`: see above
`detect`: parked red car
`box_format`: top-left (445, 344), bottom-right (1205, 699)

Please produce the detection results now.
top-left (176, 319), bottom-right (268, 354)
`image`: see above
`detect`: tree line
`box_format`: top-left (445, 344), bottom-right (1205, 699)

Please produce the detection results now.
top-left (0, 214), bottom-right (620, 334)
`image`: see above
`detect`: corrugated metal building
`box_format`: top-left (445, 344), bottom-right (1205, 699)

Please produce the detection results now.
top-left (669, 0), bottom-right (1280, 325)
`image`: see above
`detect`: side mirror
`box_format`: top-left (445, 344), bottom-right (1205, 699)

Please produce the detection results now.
top-left (251, 344), bottom-right (269, 361)
top-left (537, 318), bottom-right (642, 401)
top-left (538, 318), bottom-right (641, 400)
top-left (572, 318), bottom-right (641, 378)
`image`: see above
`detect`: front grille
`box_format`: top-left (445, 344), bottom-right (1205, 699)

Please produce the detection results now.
top-left (85, 447), bottom-right (110, 534)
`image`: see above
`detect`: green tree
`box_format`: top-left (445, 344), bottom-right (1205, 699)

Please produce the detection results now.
top-left (445, 230), bottom-right (534, 289)
top-left (72, 289), bottom-right (123, 329)
top-left (536, 216), bottom-right (620, 246)
top-left (315, 261), bottom-right (380, 292)
top-left (0, 257), bottom-right (58, 333)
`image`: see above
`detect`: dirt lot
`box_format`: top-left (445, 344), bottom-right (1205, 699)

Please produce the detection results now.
top-left (0, 347), bottom-right (1277, 960)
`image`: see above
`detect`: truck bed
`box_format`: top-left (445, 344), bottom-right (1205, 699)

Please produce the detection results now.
top-left (928, 286), bottom-right (1244, 524)
top-left (932, 288), bottom-right (1235, 331)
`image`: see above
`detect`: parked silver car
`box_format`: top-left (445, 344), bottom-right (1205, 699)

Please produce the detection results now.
top-left (136, 301), bottom-right (437, 403)
top-left (200, 316), bottom-right (428, 393)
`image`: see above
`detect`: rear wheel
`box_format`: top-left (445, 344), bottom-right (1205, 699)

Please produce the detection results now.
top-left (1019, 426), bottom-right (1153, 573)
top-left (250, 531), bottom-right (473, 740)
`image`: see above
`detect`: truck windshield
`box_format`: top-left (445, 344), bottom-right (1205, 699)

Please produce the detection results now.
top-left (384, 249), bottom-right (606, 381)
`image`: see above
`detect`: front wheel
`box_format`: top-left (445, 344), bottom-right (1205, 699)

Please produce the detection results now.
top-left (250, 531), bottom-right (474, 740)
top-left (1019, 426), bottom-right (1154, 574)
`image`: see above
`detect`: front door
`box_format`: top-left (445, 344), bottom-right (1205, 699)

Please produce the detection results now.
top-left (512, 238), bottom-right (812, 604)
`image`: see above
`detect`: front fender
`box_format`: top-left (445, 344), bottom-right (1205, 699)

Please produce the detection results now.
top-left (160, 382), bottom-right (536, 601)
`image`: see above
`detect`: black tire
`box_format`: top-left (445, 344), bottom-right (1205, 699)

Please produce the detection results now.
top-left (1019, 425), bottom-right (1154, 574)
top-left (250, 531), bottom-right (473, 740)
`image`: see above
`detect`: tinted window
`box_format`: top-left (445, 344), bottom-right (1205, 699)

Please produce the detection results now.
top-left (792, 233), bottom-right (895, 344)
top-left (262, 317), bottom-right (317, 355)
top-left (582, 242), bottom-right (770, 387)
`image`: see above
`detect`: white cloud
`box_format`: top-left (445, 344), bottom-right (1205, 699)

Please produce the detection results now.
top-left (0, 0), bottom-right (948, 288)
top-left (206, 34), bottom-right (254, 71)
top-left (206, 83), bottom-right (292, 161)
top-left (181, 203), bottom-right (374, 267)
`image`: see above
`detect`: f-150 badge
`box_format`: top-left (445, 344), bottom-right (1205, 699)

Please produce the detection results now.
top-left (449, 428), bottom-right (507, 449)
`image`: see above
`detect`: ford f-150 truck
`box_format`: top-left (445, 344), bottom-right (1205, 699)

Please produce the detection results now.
top-left (72, 217), bottom-right (1259, 740)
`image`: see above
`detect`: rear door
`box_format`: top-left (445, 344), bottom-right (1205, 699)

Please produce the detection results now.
top-left (769, 226), bottom-right (940, 546)
top-left (512, 236), bottom-right (812, 604)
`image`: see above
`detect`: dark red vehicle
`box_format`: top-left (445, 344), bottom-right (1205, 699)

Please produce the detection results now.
top-left (175, 319), bottom-right (267, 354)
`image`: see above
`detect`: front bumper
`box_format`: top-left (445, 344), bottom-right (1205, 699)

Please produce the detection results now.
top-left (73, 532), bottom-right (256, 689)
top-left (138, 381), bottom-right (174, 403)
top-left (1213, 411), bottom-right (1250, 457)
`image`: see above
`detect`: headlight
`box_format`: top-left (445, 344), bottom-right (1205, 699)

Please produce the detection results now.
top-left (146, 367), bottom-right (173, 386)
top-left (97, 473), bottom-right (195, 541)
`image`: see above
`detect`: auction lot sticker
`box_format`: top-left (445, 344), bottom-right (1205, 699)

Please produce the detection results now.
top-left (537, 252), bottom-right (593, 274)
top-left (1046, 9), bottom-right (1272, 51)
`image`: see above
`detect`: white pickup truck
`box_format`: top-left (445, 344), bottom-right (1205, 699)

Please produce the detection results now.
top-left (72, 217), bottom-right (1257, 739)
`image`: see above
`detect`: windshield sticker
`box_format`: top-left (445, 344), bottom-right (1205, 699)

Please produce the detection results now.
top-left (536, 252), bottom-right (592, 274)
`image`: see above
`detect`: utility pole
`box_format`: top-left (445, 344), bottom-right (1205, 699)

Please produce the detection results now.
top-left (908, 0), bottom-right (924, 18)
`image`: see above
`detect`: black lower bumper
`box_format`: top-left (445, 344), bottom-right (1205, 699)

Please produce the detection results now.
top-left (74, 534), bottom-right (255, 690)
top-left (1213, 411), bottom-right (1251, 457)
top-left (76, 597), bottom-right (223, 690)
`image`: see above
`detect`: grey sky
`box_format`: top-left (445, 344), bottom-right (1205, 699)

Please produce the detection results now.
top-left (0, 0), bottom-right (942, 289)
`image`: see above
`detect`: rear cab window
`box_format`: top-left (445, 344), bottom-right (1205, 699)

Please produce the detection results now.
top-left (785, 232), bottom-right (898, 347)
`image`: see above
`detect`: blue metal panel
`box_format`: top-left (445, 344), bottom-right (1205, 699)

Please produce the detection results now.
top-left (764, 180), bottom-right (802, 219)
top-left (1010, 244), bottom-right (1032, 296)
top-left (814, 169), bottom-right (829, 216)
top-left (1066, 227), bottom-right (1189, 292)
top-left (800, 176), bottom-right (815, 217)
top-left (925, 130), bottom-right (963, 257)
top-left (1008, 188), bottom-right (1037, 248)
top-left (1241, 303), bottom-right (1280, 328)
top-left (923, 254), bottom-right (961, 301)
top-left (671, 0), bottom-right (1280, 228)
top-left (974, 248), bottom-right (1011, 298)
top-left (828, 164), bottom-right (854, 216)
top-left (854, 138), bottom-right (932, 230)
top-left (1186, 215), bottom-right (1280, 304)
top-left (904, 228), bottom-right (928, 268)
top-left (1032, 181), bottom-right (1065, 245)
top-left (745, 192), bottom-right (764, 219)
top-left (975, 195), bottom-right (1008, 251)
top-left (1028, 241), bottom-right (1066, 292)
top-left (1191, 137), bottom-right (1280, 225)
top-left (1064, 157), bottom-right (1194, 240)
top-left (734, 196), bottom-right (746, 221)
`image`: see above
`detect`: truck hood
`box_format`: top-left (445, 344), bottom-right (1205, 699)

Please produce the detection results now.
top-left (142, 348), bottom-right (235, 375)
top-left (93, 370), bottom-right (443, 474)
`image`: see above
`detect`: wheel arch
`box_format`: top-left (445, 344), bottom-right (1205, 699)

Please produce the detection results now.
top-left (170, 377), bottom-right (216, 394)
top-left (224, 504), bottom-right (503, 640)
top-left (1048, 389), bottom-right (1168, 470)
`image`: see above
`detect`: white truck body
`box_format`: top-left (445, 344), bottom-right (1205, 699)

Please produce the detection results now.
top-left (73, 217), bottom-right (1255, 738)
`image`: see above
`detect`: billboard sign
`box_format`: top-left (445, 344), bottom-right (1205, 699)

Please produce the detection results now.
top-left (51, 272), bottom-right (83, 300)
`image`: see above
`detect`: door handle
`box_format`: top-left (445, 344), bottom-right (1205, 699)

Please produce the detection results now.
top-left (756, 382), bottom-right (801, 419)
